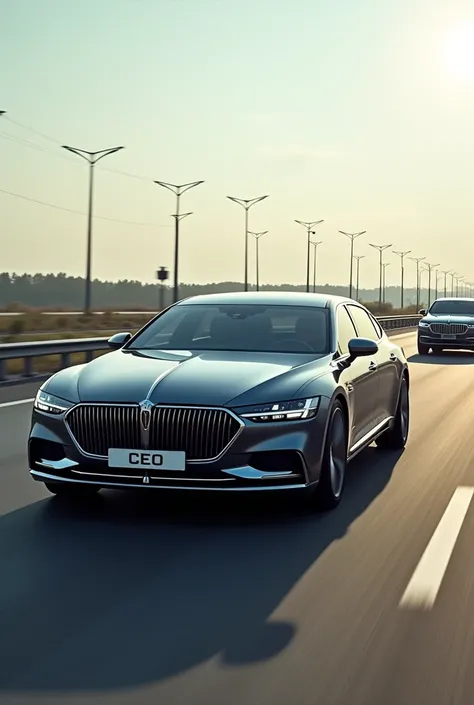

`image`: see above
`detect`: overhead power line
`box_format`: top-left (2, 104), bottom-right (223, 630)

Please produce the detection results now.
top-left (0, 188), bottom-right (171, 227)
top-left (2, 116), bottom-right (155, 181)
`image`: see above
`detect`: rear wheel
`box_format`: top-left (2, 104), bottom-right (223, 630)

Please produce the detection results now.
top-left (375, 377), bottom-right (409, 450)
top-left (44, 481), bottom-right (100, 498)
top-left (314, 402), bottom-right (347, 511)
top-left (417, 341), bottom-right (430, 355)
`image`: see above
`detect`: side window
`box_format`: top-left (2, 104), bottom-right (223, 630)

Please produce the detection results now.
top-left (370, 315), bottom-right (383, 339)
top-left (347, 305), bottom-right (380, 341)
top-left (337, 306), bottom-right (358, 355)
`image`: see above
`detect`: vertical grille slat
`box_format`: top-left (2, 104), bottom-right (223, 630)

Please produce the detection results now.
top-left (66, 404), bottom-right (241, 460)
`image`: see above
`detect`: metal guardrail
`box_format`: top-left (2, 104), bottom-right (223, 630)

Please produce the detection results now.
top-left (0, 315), bottom-right (421, 384)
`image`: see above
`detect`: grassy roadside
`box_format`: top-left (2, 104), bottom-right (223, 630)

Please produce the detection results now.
top-left (3, 330), bottom-right (127, 377)
top-left (0, 312), bottom-right (153, 337)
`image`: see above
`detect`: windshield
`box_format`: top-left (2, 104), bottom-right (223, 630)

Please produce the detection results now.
top-left (128, 304), bottom-right (330, 354)
top-left (429, 300), bottom-right (474, 315)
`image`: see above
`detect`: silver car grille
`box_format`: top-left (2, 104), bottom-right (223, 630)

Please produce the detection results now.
top-left (66, 404), bottom-right (242, 461)
top-left (429, 323), bottom-right (468, 335)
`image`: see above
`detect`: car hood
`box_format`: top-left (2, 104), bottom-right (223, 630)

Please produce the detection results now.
top-left (63, 348), bottom-right (330, 406)
top-left (422, 314), bottom-right (474, 325)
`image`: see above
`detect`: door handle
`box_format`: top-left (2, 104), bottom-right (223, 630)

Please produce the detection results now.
top-left (368, 361), bottom-right (378, 372)
top-left (389, 353), bottom-right (397, 361)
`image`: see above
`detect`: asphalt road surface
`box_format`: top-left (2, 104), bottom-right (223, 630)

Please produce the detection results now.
top-left (2, 332), bottom-right (474, 705)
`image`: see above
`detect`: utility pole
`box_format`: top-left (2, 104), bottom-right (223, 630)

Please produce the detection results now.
top-left (422, 262), bottom-right (439, 308)
top-left (155, 180), bottom-right (204, 304)
top-left (339, 230), bottom-right (366, 298)
top-left (393, 250), bottom-right (411, 309)
top-left (353, 255), bottom-right (365, 300)
top-left (369, 243), bottom-right (392, 307)
top-left (409, 256), bottom-right (425, 310)
top-left (310, 240), bottom-right (323, 292)
top-left (450, 272), bottom-right (458, 297)
top-left (248, 231), bottom-right (268, 291)
top-left (156, 266), bottom-right (169, 311)
top-left (62, 144), bottom-right (124, 314)
top-left (227, 195), bottom-right (269, 292)
top-left (295, 220), bottom-right (324, 292)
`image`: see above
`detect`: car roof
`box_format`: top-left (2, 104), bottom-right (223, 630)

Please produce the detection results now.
top-left (176, 291), bottom-right (354, 308)
top-left (432, 297), bottom-right (474, 303)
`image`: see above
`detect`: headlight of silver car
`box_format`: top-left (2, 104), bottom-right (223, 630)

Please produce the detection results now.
top-left (235, 397), bottom-right (320, 423)
top-left (34, 389), bottom-right (73, 415)
top-left (418, 321), bottom-right (430, 327)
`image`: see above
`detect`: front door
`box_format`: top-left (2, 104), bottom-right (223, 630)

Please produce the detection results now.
top-left (336, 305), bottom-right (379, 448)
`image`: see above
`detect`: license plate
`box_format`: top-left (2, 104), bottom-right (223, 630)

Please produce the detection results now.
top-left (108, 448), bottom-right (186, 471)
top-left (443, 334), bottom-right (456, 339)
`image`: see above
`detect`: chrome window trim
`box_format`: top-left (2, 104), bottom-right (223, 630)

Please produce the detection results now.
top-left (64, 403), bottom-right (245, 464)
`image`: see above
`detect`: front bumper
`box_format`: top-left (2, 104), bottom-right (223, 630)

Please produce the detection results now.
top-left (418, 329), bottom-right (474, 349)
top-left (28, 399), bottom-right (331, 492)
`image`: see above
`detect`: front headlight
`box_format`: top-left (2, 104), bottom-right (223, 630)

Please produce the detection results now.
top-left (419, 321), bottom-right (430, 327)
top-left (34, 389), bottom-right (73, 415)
top-left (235, 397), bottom-right (320, 423)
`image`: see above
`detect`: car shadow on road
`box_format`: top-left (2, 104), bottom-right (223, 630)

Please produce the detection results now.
top-left (408, 351), bottom-right (474, 365)
top-left (0, 445), bottom-right (402, 695)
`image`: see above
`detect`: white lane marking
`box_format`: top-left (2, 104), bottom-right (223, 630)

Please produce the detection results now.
top-left (400, 486), bottom-right (474, 610)
top-left (0, 398), bottom-right (35, 409)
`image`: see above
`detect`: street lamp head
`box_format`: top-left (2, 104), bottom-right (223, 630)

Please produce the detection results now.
top-left (62, 144), bottom-right (124, 163)
top-left (228, 195), bottom-right (269, 209)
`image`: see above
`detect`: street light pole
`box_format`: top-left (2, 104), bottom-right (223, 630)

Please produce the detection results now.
top-left (155, 180), bottom-right (204, 304)
top-left (295, 220), bottom-right (324, 292)
top-left (248, 231), bottom-right (268, 291)
top-left (369, 243), bottom-right (392, 306)
top-left (227, 196), bottom-right (269, 292)
top-left (409, 256), bottom-right (425, 310)
top-left (422, 262), bottom-right (439, 308)
top-left (441, 270), bottom-right (452, 298)
top-left (62, 144), bottom-right (124, 314)
top-left (353, 255), bottom-right (365, 300)
top-left (393, 250), bottom-right (411, 309)
top-left (339, 230), bottom-right (366, 298)
top-left (450, 272), bottom-right (458, 297)
top-left (382, 262), bottom-right (390, 304)
top-left (310, 240), bottom-right (323, 293)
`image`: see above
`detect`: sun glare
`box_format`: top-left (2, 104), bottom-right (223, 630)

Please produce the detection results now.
top-left (443, 23), bottom-right (474, 80)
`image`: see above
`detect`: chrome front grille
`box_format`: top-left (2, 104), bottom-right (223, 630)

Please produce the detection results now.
top-left (429, 323), bottom-right (468, 335)
top-left (66, 404), bottom-right (242, 461)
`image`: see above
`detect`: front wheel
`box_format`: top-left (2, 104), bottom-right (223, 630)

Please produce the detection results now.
top-left (417, 341), bottom-right (430, 355)
top-left (314, 402), bottom-right (348, 511)
top-left (375, 377), bottom-right (409, 450)
top-left (44, 481), bottom-right (101, 498)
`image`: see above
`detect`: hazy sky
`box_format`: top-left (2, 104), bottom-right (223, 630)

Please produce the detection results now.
top-left (3, 0), bottom-right (474, 289)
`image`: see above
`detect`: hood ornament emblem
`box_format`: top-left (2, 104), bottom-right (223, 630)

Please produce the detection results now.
top-left (139, 399), bottom-right (153, 432)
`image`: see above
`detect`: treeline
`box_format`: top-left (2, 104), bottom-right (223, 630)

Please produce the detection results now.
top-left (0, 272), bottom-right (425, 313)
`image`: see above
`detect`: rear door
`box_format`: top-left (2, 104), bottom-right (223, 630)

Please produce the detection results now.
top-left (336, 304), bottom-right (378, 448)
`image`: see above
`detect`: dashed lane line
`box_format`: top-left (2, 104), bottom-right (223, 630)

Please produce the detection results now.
top-left (0, 398), bottom-right (35, 409)
top-left (399, 486), bottom-right (474, 610)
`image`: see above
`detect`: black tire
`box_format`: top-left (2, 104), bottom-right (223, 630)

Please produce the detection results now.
top-left (375, 376), bottom-right (409, 450)
top-left (314, 401), bottom-right (348, 511)
top-left (417, 341), bottom-right (430, 355)
top-left (44, 481), bottom-right (101, 498)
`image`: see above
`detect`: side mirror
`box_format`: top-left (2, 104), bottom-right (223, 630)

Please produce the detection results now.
top-left (108, 332), bottom-right (132, 350)
top-left (418, 308), bottom-right (427, 316)
top-left (348, 337), bottom-right (379, 360)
